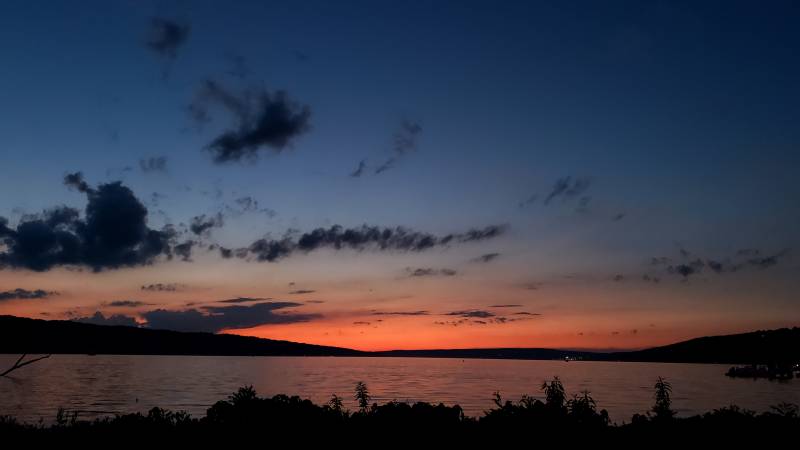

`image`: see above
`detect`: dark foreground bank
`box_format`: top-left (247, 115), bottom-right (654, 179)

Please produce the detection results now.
top-left (1, 377), bottom-right (798, 443)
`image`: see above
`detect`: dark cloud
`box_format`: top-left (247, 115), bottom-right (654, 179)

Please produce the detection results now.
top-left (146, 18), bottom-right (190, 60)
top-left (472, 252), bottom-right (500, 263)
top-left (707, 260), bottom-right (725, 273)
top-left (63, 172), bottom-right (92, 193)
top-left (191, 80), bottom-right (311, 163)
top-left (375, 120), bottom-right (422, 174)
top-left (642, 274), bottom-right (661, 284)
top-left (288, 289), bottom-right (316, 295)
top-left (241, 224), bottom-right (506, 263)
top-left (190, 213), bottom-right (224, 235)
top-left (350, 159), bottom-right (367, 177)
top-left (393, 120), bottom-right (422, 155)
top-left (139, 156), bottom-right (168, 173)
top-left (435, 312), bottom-right (535, 326)
top-left (371, 310), bottom-right (430, 316)
top-left (405, 267), bottom-right (457, 277)
top-left (659, 248), bottom-right (789, 280)
top-left (0, 174), bottom-right (180, 271)
top-left (218, 297), bottom-right (270, 304)
top-left (0, 288), bottom-right (58, 302)
top-left (668, 259), bottom-right (704, 279)
top-left (142, 302), bottom-right (316, 333)
top-left (747, 249), bottom-right (790, 269)
top-left (74, 312), bottom-right (140, 327)
top-left (544, 176), bottom-right (591, 205)
top-left (173, 241), bottom-right (195, 262)
top-left (141, 283), bottom-right (183, 292)
top-left (217, 246), bottom-right (236, 259)
top-left (489, 304), bottom-right (522, 308)
top-left (612, 274), bottom-right (625, 282)
top-left (445, 310), bottom-right (495, 319)
top-left (512, 312), bottom-right (541, 316)
top-left (225, 196), bottom-right (276, 218)
top-left (104, 300), bottom-right (148, 308)
top-left (612, 213), bottom-right (626, 221)
top-left (451, 225), bottom-right (507, 243)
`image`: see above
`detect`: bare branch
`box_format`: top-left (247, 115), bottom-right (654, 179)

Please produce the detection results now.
top-left (1, 354), bottom-right (51, 377)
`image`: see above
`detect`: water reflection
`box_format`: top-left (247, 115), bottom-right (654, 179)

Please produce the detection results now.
top-left (1, 355), bottom-right (798, 423)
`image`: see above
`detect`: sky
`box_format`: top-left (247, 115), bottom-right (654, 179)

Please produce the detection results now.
top-left (1, 0), bottom-right (799, 351)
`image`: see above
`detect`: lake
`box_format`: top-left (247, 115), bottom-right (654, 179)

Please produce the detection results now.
top-left (1, 355), bottom-right (798, 424)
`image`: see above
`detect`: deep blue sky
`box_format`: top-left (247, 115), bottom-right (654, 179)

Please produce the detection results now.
top-left (0, 1), bottom-right (798, 349)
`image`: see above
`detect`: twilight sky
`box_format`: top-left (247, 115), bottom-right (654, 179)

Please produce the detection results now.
top-left (1, 0), bottom-right (799, 351)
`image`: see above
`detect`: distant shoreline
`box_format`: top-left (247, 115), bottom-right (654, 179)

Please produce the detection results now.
top-left (2, 315), bottom-right (799, 365)
top-left (0, 352), bottom-right (741, 367)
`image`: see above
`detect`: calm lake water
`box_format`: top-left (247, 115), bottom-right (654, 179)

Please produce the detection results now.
top-left (1, 355), bottom-right (798, 423)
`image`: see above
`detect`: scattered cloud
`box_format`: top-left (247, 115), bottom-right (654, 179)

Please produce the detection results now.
top-left (74, 311), bottom-right (140, 327)
top-left (405, 267), bottom-right (457, 277)
top-left (0, 288), bottom-right (58, 302)
top-left (225, 196), bottom-right (276, 218)
top-left (190, 80), bottom-right (311, 164)
top-left (472, 252), bottom-right (500, 263)
top-left (190, 213), bottom-right (224, 236)
top-left (642, 274), bottom-right (661, 284)
top-left (173, 240), bottom-right (195, 262)
top-left (146, 18), bottom-right (190, 61)
top-left (371, 310), bottom-right (430, 316)
top-left (375, 120), bottom-right (422, 174)
top-left (241, 224), bottom-right (507, 263)
top-left (139, 156), bottom-right (168, 173)
top-left (104, 300), bottom-right (149, 308)
top-left (658, 248), bottom-right (790, 280)
top-left (143, 302), bottom-right (317, 333)
top-left (0, 173), bottom-right (183, 271)
top-left (141, 283), bottom-right (184, 292)
top-left (445, 310), bottom-right (495, 318)
top-left (350, 159), bottom-right (367, 177)
top-left (218, 297), bottom-right (271, 304)
top-left (544, 176), bottom-right (591, 205)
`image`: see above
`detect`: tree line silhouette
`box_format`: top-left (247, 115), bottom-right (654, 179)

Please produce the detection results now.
top-left (1, 377), bottom-right (797, 443)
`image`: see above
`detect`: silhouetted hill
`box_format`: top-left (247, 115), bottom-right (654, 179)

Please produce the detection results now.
top-left (608, 327), bottom-right (800, 364)
top-left (2, 316), bottom-right (798, 364)
top-left (0, 315), bottom-right (362, 357)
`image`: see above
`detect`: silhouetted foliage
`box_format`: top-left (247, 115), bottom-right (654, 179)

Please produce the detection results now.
top-left (0, 377), bottom-right (798, 444)
top-left (541, 376), bottom-right (567, 410)
top-left (652, 377), bottom-right (675, 420)
top-left (328, 394), bottom-right (345, 415)
top-left (354, 381), bottom-right (370, 412)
